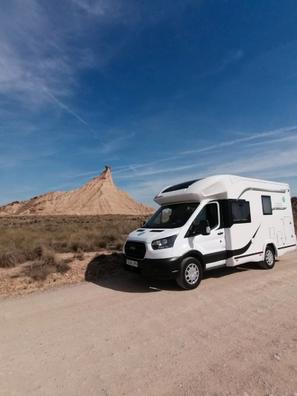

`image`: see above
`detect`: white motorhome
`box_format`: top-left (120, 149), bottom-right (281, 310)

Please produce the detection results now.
top-left (124, 175), bottom-right (296, 289)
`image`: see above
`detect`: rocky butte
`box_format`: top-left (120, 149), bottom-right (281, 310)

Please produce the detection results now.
top-left (0, 166), bottom-right (153, 216)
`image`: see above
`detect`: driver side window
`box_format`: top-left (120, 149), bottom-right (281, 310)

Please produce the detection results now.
top-left (193, 202), bottom-right (219, 230)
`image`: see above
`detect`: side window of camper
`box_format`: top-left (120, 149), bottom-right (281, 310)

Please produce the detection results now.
top-left (261, 195), bottom-right (272, 215)
top-left (231, 200), bottom-right (251, 223)
top-left (193, 203), bottom-right (219, 229)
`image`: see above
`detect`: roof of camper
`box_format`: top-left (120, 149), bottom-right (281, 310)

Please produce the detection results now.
top-left (154, 175), bottom-right (289, 205)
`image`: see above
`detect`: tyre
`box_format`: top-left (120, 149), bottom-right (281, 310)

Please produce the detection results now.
top-left (176, 257), bottom-right (203, 290)
top-left (259, 246), bottom-right (275, 269)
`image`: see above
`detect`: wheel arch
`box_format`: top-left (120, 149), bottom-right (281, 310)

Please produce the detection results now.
top-left (181, 250), bottom-right (206, 270)
top-left (264, 242), bottom-right (278, 258)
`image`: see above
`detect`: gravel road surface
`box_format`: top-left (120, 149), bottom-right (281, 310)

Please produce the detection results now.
top-left (1, 252), bottom-right (297, 396)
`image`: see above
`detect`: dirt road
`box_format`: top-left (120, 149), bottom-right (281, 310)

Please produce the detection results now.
top-left (1, 252), bottom-right (297, 396)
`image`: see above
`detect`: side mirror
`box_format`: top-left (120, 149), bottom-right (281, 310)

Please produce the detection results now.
top-left (199, 220), bottom-right (211, 236)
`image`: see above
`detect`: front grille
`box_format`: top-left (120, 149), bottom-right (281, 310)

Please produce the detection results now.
top-left (125, 241), bottom-right (146, 259)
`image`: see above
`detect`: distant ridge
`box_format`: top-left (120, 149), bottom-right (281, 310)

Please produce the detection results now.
top-left (0, 166), bottom-right (153, 216)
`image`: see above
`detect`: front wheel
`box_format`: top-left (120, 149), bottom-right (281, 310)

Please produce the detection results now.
top-left (176, 257), bottom-right (203, 290)
top-left (259, 246), bottom-right (275, 269)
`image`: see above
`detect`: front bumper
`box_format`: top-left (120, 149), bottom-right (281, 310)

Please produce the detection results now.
top-left (123, 256), bottom-right (181, 280)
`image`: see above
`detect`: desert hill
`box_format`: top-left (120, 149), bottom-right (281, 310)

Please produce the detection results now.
top-left (0, 166), bottom-right (153, 216)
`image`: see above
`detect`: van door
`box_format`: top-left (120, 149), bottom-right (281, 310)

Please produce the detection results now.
top-left (186, 201), bottom-right (226, 267)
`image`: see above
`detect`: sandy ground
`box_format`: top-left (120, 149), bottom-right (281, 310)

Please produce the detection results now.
top-left (0, 252), bottom-right (90, 297)
top-left (0, 250), bottom-right (120, 298)
top-left (1, 252), bottom-right (297, 396)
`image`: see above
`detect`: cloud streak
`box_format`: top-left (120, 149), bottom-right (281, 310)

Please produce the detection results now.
top-left (0, 0), bottom-right (124, 107)
top-left (113, 125), bottom-right (297, 177)
top-left (0, 1), bottom-right (72, 105)
top-left (180, 126), bottom-right (297, 155)
top-left (44, 89), bottom-right (90, 127)
top-left (117, 125), bottom-right (297, 203)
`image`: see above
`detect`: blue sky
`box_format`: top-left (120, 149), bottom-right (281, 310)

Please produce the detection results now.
top-left (1, 0), bottom-right (297, 206)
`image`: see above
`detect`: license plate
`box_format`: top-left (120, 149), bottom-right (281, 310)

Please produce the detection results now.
top-left (126, 259), bottom-right (138, 268)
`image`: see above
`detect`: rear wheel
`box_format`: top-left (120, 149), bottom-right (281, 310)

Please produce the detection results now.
top-left (176, 257), bottom-right (203, 290)
top-left (259, 246), bottom-right (275, 269)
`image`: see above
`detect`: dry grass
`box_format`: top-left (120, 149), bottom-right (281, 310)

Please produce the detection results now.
top-left (20, 247), bottom-right (70, 281)
top-left (0, 202), bottom-right (294, 291)
top-left (73, 250), bottom-right (85, 261)
top-left (0, 215), bottom-right (147, 268)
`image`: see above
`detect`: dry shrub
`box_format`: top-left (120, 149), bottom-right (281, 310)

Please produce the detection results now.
top-left (21, 247), bottom-right (70, 281)
top-left (0, 215), bottom-right (148, 267)
top-left (73, 249), bottom-right (84, 261)
top-left (98, 240), bottom-right (107, 249)
top-left (115, 242), bottom-right (123, 251)
top-left (0, 252), bottom-right (21, 268)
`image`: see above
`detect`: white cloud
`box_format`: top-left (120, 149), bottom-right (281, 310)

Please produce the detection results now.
top-left (209, 148), bottom-right (297, 175)
top-left (0, 0), bottom-right (201, 124)
top-left (180, 126), bottom-right (297, 155)
top-left (245, 133), bottom-right (297, 148)
top-left (71, 0), bottom-right (201, 24)
top-left (0, 0), bottom-right (127, 108)
top-left (98, 133), bottom-right (135, 155)
top-left (0, 0), bottom-right (138, 140)
top-left (117, 126), bottom-right (297, 204)
top-left (71, 0), bottom-right (114, 17)
top-left (43, 89), bottom-right (92, 129)
top-left (117, 162), bottom-right (210, 180)
top-left (0, 1), bottom-right (72, 105)
top-left (112, 125), bottom-right (297, 177)
top-left (0, 0), bottom-right (203, 120)
top-left (54, 124), bottom-right (296, 205)
top-left (196, 49), bottom-right (244, 80)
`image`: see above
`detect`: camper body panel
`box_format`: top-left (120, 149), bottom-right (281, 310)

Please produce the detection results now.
top-left (154, 175), bottom-right (287, 205)
top-left (224, 187), bottom-right (296, 267)
top-left (124, 175), bottom-right (296, 282)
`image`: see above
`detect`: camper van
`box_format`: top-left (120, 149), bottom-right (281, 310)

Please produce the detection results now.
top-left (124, 175), bottom-right (296, 289)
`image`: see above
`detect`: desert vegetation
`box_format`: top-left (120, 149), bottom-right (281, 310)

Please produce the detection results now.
top-left (0, 201), bottom-right (296, 297)
top-left (0, 215), bottom-right (147, 295)
top-left (0, 215), bottom-right (146, 269)
top-left (1, 200), bottom-right (296, 270)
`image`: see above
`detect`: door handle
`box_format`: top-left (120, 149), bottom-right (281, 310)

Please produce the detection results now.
top-left (217, 231), bottom-right (224, 235)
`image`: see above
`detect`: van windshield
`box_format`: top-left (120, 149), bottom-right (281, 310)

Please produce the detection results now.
top-left (144, 202), bottom-right (199, 229)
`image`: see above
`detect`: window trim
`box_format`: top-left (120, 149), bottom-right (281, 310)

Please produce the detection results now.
top-left (261, 195), bottom-right (273, 215)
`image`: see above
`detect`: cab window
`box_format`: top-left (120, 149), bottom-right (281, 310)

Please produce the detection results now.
top-left (144, 202), bottom-right (199, 229)
top-left (193, 202), bottom-right (219, 230)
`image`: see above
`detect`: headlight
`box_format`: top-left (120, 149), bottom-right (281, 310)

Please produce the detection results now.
top-left (151, 235), bottom-right (177, 250)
